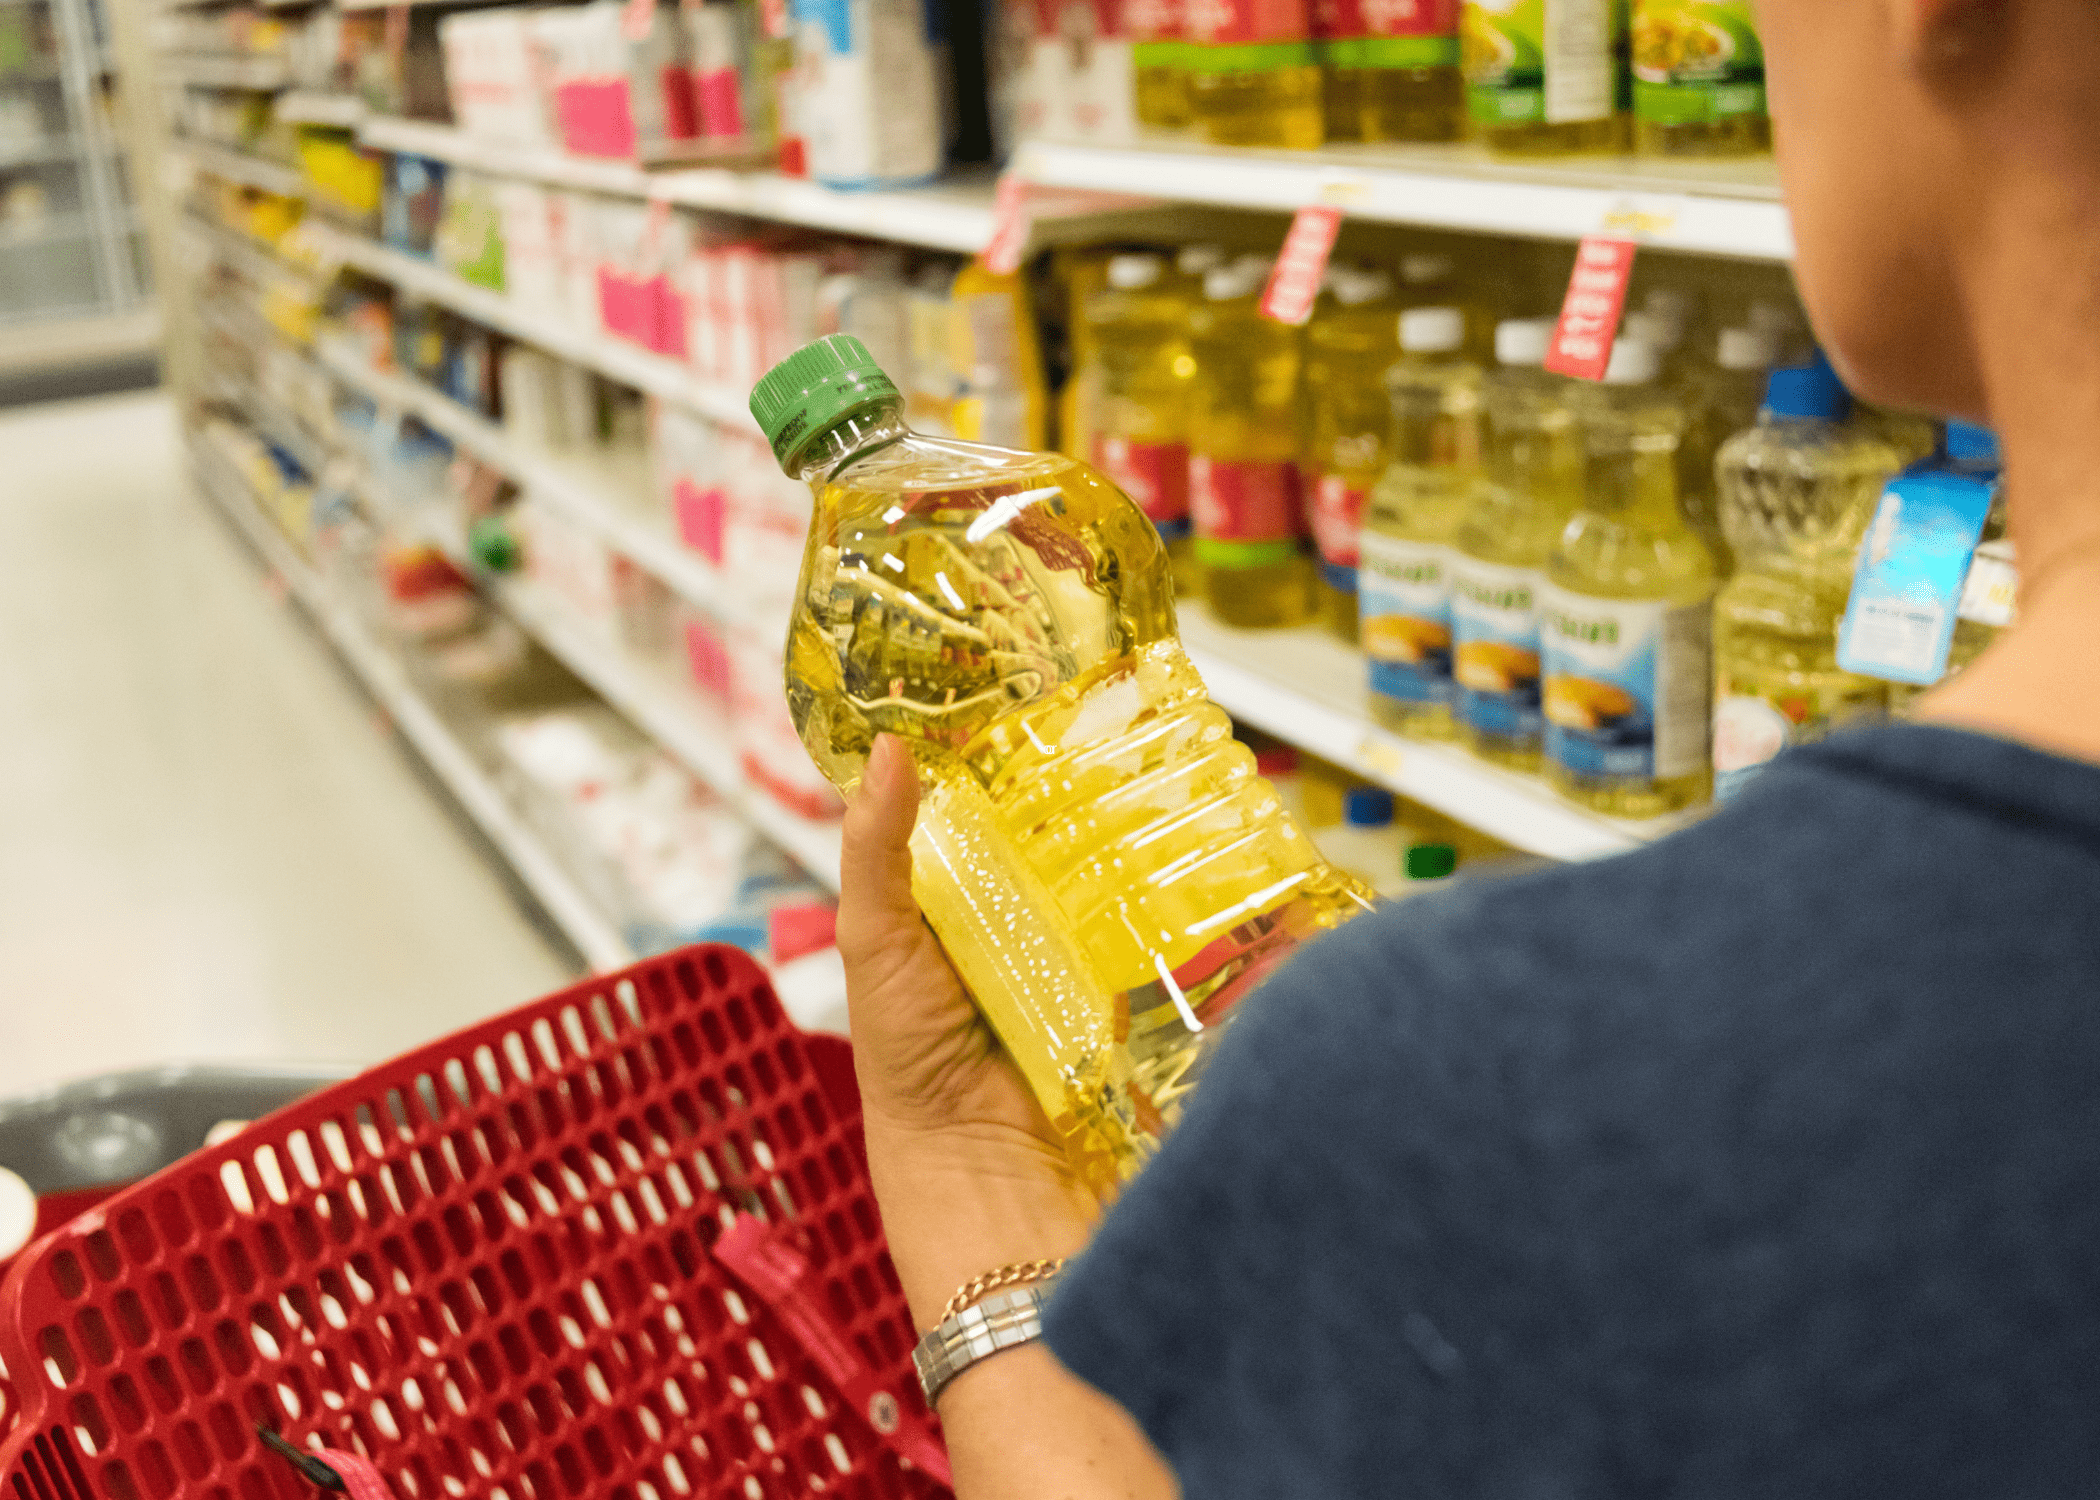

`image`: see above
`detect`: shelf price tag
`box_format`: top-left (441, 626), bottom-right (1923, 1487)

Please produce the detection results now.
top-left (982, 172), bottom-right (1032, 276)
top-left (1545, 236), bottom-right (1636, 382)
top-left (1260, 206), bottom-right (1344, 326)
top-left (1355, 734), bottom-right (1406, 781)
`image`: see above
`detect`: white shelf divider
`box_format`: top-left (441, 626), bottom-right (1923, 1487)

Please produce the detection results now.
top-left (1015, 138), bottom-right (1795, 262)
top-left (314, 344), bottom-right (739, 628)
top-left (190, 437), bottom-right (637, 971)
top-left (1177, 602), bottom-right (1696, 861)
top-left (310, 224), bottom-right (757, 428)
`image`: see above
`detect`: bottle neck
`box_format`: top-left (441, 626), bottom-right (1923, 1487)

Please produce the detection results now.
top-left (786, 403), bottom-right (910, 485)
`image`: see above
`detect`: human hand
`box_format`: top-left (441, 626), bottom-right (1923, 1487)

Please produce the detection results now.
top-left (838, 735), bottom-right (1097, 1323)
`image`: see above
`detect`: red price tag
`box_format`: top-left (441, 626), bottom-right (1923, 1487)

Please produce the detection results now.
top-left (1544, 236), bottom-right (1637, 381)
top-left (981, 172), bottom-right (1032, 276)
top-left (643, 195), bottom-right (671, 257)
top-left (1260, 206), bottom-right (1344, 326)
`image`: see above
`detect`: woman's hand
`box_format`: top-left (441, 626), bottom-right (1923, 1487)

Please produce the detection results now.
top-left (838, 735), bottom-right (1098, 1326)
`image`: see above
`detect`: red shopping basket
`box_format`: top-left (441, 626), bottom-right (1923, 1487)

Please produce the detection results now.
top-left (0, 946), bottom-right (950, 1500)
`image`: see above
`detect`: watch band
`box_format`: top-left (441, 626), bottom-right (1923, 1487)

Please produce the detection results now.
top-left (912, 1282), bottom-right (1054, 1408)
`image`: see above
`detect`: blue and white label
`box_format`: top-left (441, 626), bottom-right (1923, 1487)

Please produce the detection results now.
top-left (1359, 532), bottom-right (1453, 707)
top-left (1540, 589), bottom-right (1712, 782)
top-left (1449, 556), bottom-right (1544, 741)
top-left (1836, 468), bottom-right (1999, 686)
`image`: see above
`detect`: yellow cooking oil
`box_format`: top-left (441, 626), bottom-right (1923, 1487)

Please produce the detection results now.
top-left (1303, 264), bottom-right (1402, 642)
top-left (1359, 306), bottom-right (1485, 739)
top-left (1056, 245), bottom-right (1123, 464)
top-left (1187, 0), bottom-right (1325, 149)
top-left (1710, 356), bottom-right (1899, 794)
top-left (1630, 0), bottom-right (1770, 157)
top-left (1087, 251), bottom-right (1200, 595)
top-left (1187, 257), bottom-right (1318, 628)
top-left (1130, 0), bottom-right (1192, 126)
top-left (1448, 317), bottom-right (1583, 769)
top-left (753, 335), bottom-right (1374, 1192)
top-left (1462, 0), bottom-right (1629, 155)
top-left (1337, 0), bottom-right (1464, 141)
top-left (1543, 339), bottom-right (1717, 817)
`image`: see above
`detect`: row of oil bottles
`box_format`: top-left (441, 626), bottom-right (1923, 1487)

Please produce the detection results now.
top-left (1070, 242), bottom-right (1997, 820)
top-left (1117, 0), bottom-right (1769, 157)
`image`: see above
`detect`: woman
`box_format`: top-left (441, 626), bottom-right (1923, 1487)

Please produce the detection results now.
top-left (838, 0), bottom-right (2100, 1492)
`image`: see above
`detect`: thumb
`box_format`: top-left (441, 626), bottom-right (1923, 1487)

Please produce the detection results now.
top-left (837, 735), bottom-right (924, 955)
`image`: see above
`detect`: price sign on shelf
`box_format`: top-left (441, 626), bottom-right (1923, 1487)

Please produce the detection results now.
top-left (1545, 236), bottom-right (1637, 382)
top-left (1260, 206), bottom-right (1344, 326)
top-left (982, 173), bottom-right (1033, 276)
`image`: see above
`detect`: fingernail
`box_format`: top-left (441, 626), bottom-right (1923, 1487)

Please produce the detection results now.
top-left (870, 734), bottom-right (899, 790)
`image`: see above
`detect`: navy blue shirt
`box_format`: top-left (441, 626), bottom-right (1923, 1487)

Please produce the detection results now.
top-left (1045, 725), bottom-right (2100, 1498)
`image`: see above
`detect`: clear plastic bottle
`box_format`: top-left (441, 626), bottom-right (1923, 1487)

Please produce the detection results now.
top-left (1188, 0), bottom-right (1325, 148)
top-left (1674, 324), bottom-right (1779, 576)
top-left (1463, 0), bottom-right (1628, 155)
top-left (1323, 0), bottom-right (1463, 142)
top-left (1130, 0), bottom-right (1192, 127)
top-left (1630, 0), bottom-right (1770, 157)
top-left (1314, 785), bottom-right (1405, 897)
top-left (1449, 317), bottom-right (1582, 768)
top-left (754, 335), bottom-right (1374, 1191)
top-left (1304, 265), bottom-right (1402, 642)
top-left (1188, 258), bottom-right (1318, 628)
top-left (1359, 307), bottom-right (1488, 740)
top-left (1088, 252), bottom-right (1199, 595)
top-left (1710, 355), bottom-right (1900, 798)
top-left (1544, 339), bottom-right (1718, 816)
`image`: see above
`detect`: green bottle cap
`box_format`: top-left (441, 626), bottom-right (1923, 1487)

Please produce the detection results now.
top-left (1405, 843), bottom-right (1457, 880)
top-left (748, 334), bottom-right (903, 473)
top-left (468, 515), bottom-right (521, 573)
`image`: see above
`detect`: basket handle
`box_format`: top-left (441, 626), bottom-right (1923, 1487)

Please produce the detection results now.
top-left (712, 1215), bottom-right (952, 1486)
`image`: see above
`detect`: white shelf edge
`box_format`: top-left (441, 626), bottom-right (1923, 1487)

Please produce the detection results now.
top-left (1015, 138), bottom-right (1796, 263)
top-left (310, 224), bottom-right (756, 429)
top-left (165, 53), bottom-right (291, 90)
top-left (277, 90), bottom-right (366, 129)
top-left (189, 436), bottom-right (637, 971)
top-left (1177, 603), bottom-right (1695, 861)
top-left (179, 139), bottom-right (306, 198)
top-left (357, 470), bottom-right (845, 891)
top-left (355, 116), bottom-right (1000, 253)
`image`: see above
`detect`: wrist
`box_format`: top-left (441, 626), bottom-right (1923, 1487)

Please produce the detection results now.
top-left (865, 1120), bottom-right (1098, 1329)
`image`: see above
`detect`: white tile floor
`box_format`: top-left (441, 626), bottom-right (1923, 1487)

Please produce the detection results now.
top-left (0, 391), bottom-right (573, 1100)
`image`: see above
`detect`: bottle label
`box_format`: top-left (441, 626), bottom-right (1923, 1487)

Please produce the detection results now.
top-left (1449, 555), bottom-right (1543, 739)
top-left (1541, 588), bottom-right (1712, 782)
top-left (1836, 466), bottom-right (1999, 686)
top-left (1190, 456), bottom-right (1300, 561)
top-left (1710, 679), bottom-right (1882, 802)
top-left (1186, 0), bottom-right (1317, 63)
top-left (1309, 472), bottom-right (1368, 570)
top-left (1128, 0), bottom-right (1184, 43)
top-left (1323, 0), bottom-right (1459, 66)
top-left (1360, 533), bottom-right (1454, 705)
top-left (1463, 0), bottom-right (1615, 126)
top-left (1097, 436), bottom-right (1192, 530)
top-left (1631, 0), bottom-right (1764, 126)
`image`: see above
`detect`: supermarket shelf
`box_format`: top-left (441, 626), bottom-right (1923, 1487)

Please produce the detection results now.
top-left (276, 90), bottom-right (365, 129)
top-left (179, 138), bottom-right (306, 197)
top-left (359, 117), bottom-right (1000, 255)
top-left (186, 211), bottom-right (322, 290)
top-left (315, 343), bottom-right (738, 627)
top-left (164, 52), bottom-right (291, 90)
top-left (0, 305), bottom-right (159, 374)
top-left (1177, 601), bottom-right (1696, 861)
top-left (189, 434), bottom-right (637, 970)
top-left (0, 134), bottom-right (88, 167)
top-left (1015, 137), bottom-right (1796, 263)
top-left (310, 223), bottom-right (755, 427)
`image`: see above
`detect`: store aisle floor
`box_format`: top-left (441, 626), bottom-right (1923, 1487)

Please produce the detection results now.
top-left (0, 392), bottom-right (572, 1100)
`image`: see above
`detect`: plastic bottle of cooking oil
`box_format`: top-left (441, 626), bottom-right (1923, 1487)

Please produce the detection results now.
top-left (1188, 0), bottom-right (1324, 148)
top-left (1630, 0), bottom-right (1770, 156)
top-left (1322, 0), bottom-right (1463, 141)
top-left (1543, 339), bottom-right (1717, 816)
top-left (1710, 354), bottom-right (1900, 798)
top-left (1359, 307), bottom-right (1488, 738)
top-left (1304, 264), bottom-right (1402, 642)
top-left (1188, 257), bottom-right (1317, 628)
top-left (1088, 252), bottom-right (1199, 595)
top-left (1057, 246), bottom-right (1123, 465)
top-left (1449, 317), bottom-right (1582, 767)
top-left (1463, 0), bottom-right (1628, 154)
top-left (1130, 0), bottom-right (1191, 127)
top-left (1674, 324), bottom-right (1779, 575)
top-left (753, 335), bottom-right (1374, 1191)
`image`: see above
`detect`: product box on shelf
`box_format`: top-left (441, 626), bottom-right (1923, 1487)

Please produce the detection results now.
top-left (781, 0), bottom-right (946, 186)
top-left (1021, 0), bottom-right (1138, 140)
top-left (438, 7), bottom-right (559, 144)
top-left (538, 0), bottom-right (702, 160)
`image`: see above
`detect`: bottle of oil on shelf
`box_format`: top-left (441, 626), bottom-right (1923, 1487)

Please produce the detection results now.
top-left (1543, 339), bottom-right (1717, 817)
top-left (1188, 0), bottom-right (1325, 148)
top-left (1130, 0), bottom-right (1192, 126)
top-left (1630, 0), bottom-right (1769, 156)
top-left (1088, 252), bottom-right (1199, 594)
top-left (1304, 264), bottom-right (1402, 642)
top-left (1358, 307), bottom-right (1487, 739)
top-left (1353, 0), bottom-right (1464, 141)
top-left (1462, 0), bottom-right (1628, 154)
top-left (755, 334), bottom-right (1373, 1192)
top-left (1448, 316), bottom-right (1581, 768)
top-left (1188, 257), bottom-right (1317, 627)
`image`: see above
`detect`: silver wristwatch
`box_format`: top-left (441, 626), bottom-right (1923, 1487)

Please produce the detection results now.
top-left (912, 1282), bottom-right (1056, 1407)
